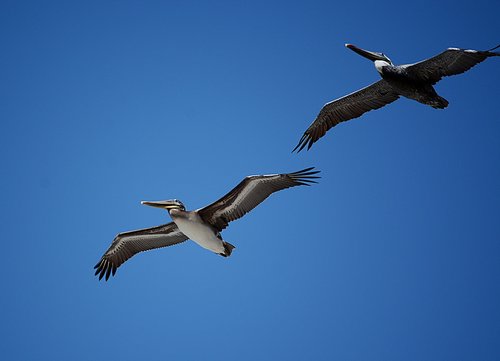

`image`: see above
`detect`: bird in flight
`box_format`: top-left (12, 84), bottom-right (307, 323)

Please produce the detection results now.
top-left (94, 168), bottom-right (320, 281)
top-left (294, 44), bottom-right (500, 152)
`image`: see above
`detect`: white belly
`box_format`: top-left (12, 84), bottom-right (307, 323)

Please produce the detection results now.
top-left (173, 213), bottom-right (224, 254)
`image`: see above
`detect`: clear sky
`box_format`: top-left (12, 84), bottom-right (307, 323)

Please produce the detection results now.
top-left (1, 1), bottom-right (499, 360)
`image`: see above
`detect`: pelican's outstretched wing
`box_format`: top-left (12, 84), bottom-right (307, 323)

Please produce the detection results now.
top-left (197, 168), bottom-right (320, 232)
top-left (404, 45), bottom-right (500, 84)
top-left (293, 80), bottom-right (399, 152)
top-left (94, 222), bottom-right (188, 281)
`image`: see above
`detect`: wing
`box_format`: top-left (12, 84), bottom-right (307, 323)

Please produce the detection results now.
top-left (197, 167), bottom-right (320, 232)
top-left (293, 80), bottom-right (399, 152)
top-left (94, 222), bottom-right (188, 281)
top-left (404, 45), bottom-right (500, 84)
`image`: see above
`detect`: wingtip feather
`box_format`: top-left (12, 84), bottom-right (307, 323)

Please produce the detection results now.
top-left (292, 133), bottom-right (309, 153)
top-left (486, 44), bottom-right (500, 52)
top-left (94, 258), bottom-right (116, 281)
top-left (105, 264), bottom-right (112, 281)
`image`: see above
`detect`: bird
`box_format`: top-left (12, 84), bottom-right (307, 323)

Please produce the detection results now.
top-left (94, 167), bottom-right (320, 280)
top-left (293, 44), bottom-right (500, 152)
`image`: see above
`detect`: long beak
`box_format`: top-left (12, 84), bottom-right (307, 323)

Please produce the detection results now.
top-left (345, 44), bottom-right (386, 61)
top-left (141, 200), bottom-right (178, 209)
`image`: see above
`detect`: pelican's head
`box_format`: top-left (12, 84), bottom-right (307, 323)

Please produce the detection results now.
top-left (141, 199), bottom-right (186, 212)
top-left (345, 44), bottom-right (393, 65)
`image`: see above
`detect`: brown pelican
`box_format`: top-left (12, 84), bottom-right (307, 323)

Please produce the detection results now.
top-left (94, 168), bottom-right (320, 280)
top-left (294, 44), bottom-right (500, 152)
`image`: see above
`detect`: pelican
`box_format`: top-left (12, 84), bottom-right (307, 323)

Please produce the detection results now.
top-left (94, 167), bottom-right (320, 280)
top-left (294, 44), bottom-right (500, 152)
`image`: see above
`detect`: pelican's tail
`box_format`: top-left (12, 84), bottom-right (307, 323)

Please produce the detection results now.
top-left (430, 95), bottom-right (449, 109)
top-left (219, 242), bottom-right (235, 257)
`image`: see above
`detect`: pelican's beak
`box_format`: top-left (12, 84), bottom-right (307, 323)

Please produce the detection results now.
top-left (345, 44), bottom-right (388, 62)
top-left (141, 200), bottom-right (180, 210)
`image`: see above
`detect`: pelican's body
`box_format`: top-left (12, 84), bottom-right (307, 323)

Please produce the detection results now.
top-left (294, 44), bottom-right (500, 152)
top-left (169, 208), bottom-right (226, 254)
top-left (371, 57), bottom-right (448, 108)
top-left (94, 168), bottom-right (320, 280)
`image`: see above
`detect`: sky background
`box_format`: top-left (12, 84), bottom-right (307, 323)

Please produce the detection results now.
top-left (1, 1), bottom-right (499, 360)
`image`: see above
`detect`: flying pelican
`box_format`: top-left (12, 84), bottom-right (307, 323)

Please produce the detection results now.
top-left (94, 167), bottom-right (320, 280)
top-left (293, 44), bottom-right (500, 152)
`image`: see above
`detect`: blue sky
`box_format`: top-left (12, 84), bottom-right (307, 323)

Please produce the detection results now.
top-left (1, 1), bottom-right (499, 360)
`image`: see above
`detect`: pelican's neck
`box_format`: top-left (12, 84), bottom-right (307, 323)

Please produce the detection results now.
top-left (374, 60), bottom-right (391, 75)
top-left (169, 208), bottom-right (188, 219)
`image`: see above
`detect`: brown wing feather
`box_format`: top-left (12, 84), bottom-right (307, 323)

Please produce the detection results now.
top-left (404, 46), bottom-right (500, 84)
top-left (197, 168), bottom-right (320, 232)
top-left (94, 222), bottom-right (188, 281)
top-left (293, 80), bottom-right (399, 152)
